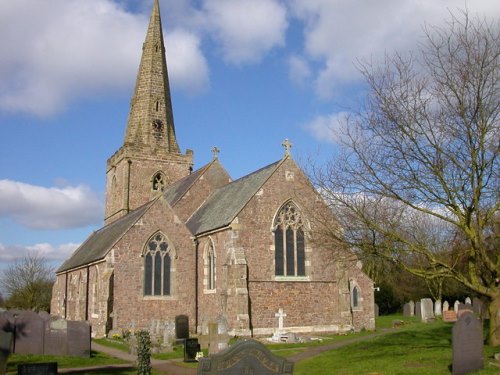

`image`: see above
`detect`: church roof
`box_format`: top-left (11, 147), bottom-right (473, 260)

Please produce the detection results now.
top-left (163, 160), bottom-right (214, 206)
top-left (56, 199), bottom-right (157, 273)
top-left (187, 159), bottom-right (282, 235)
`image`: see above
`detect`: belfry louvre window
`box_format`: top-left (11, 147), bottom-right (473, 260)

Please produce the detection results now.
top-left (152, 172), bottom-right (165, 191)
top-left (144, 233), bottom-right (171, 296)
top-left (274, 201), bottom-right (306, 276)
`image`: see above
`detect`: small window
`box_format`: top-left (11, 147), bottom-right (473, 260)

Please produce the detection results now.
top-left (152, 119), bottom-right (163, 140)
top-left (152, 172), bottom-right (165, 191)
top-left (352, 286), bottom-right (360, 309)
top-left (143, 232), bottom-right (172, 296)
top-left (205, 240), bottom-right (216, 290)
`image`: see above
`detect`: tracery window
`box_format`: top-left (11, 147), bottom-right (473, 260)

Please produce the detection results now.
top-left (273, 201), bottom-right (306, 277)
top-left (152, 172), bottom-right (165, 191)
top-left (144, 232), bottom-right (172, 296)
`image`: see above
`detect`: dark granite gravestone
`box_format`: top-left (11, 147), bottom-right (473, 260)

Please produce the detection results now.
top-left (17, 362), bottom-right (57, 375)
top-left (452, 311), bottom-right (483, 375)
top-left (12, 311), bottom-right (44, 355)
top-left (0, 329), bottom-right (12, 375)
top-left (43, 319), bottom-right (67, 356)
top-left (175, 315), bottom-right (189, 340)
top-left (184, 338), bottom-right (200, 363)
top-left (197, 339), bottom-right (293, 375)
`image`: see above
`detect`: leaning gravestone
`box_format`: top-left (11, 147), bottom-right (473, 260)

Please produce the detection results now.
top-left (452, 311), bottom-right (483, 375)
top-left (198, 339), bottom-right (293, 375)
top-left (175, 315), bottom-right (189, 341)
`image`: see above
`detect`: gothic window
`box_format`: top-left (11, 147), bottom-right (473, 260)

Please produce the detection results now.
top-left (152, 119), bottom-right (163, 141)
top-left (144, 232), bottom-right (172, 296)
top-left (152, 172), bottom-right (165, 191)
top-left (352, 285), bottom-right (361, 309)
top-left (273, 201), bottom-right (306, 277)
top-left (205, 239), bottom-right (216, 290)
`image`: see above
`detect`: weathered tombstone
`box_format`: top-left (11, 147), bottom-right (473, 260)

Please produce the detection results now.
top-left (452, 311), bottom-right (483, 375)
top-left (443, 301), bottom-right (450, 312)
top-left (420, 298), bottom-right (434, 322)
top-left (454, 300), bottom-right (460, 313)
top-left (162, 321), bottom-right (175, 351)
top-left (67, 321), bottom-right (91, 357)
top-left (457, 303), bottom-right (473, 319)
top-left (43, 318), bottom-right (67, 356)
top-left (175, 315), bottom-right (189, 341)
top-left (374, 303), bottom-right (379, 317)
top-left (465, 297), bottom-right (472, 305)
top-left (434, 300), bottom-right (442, 317)
top-left (409, 300), bottom-right (415, 316)
top-left (17, 362), bottom-right (57, 375)
top-left (184, 337), bottom-right (200, 363)
top-left (403, 302), bottom-right (413, 317)
top-left (197, 339), bottom-right (293, 375)
top-left (415, 301), bottom-right (422, 319)
top-left (11, 311), bottom-right (44, 355)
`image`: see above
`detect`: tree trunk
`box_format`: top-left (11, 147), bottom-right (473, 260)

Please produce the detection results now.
top-left (489, 290), bottom-right (500, 347)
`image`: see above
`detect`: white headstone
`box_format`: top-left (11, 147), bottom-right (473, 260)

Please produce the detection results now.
top-left (443, 301), bottom-right (449, 312)
top-left (465, 297), bottom-right (472, 305)
top-left (421, 298), bottom-right (434, 322)
top-left (454, 300), bottom-right (460, 313)
top-left (434, 300), bottom-right (442, 316)
top-left (271, 308), bottom-right (287, 341)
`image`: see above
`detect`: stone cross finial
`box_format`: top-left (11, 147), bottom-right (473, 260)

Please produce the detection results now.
top-left (282, 139), bottom-right (292, 156)
top-left (212, 146), bottom-right (220, 159)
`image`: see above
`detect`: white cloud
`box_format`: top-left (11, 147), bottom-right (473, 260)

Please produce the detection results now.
top-left (290, 0), bottom-right (500, 98)
top-left (304, 112), bottom-right (350, 144)
top-left (203, 0), bottom-right (288, 64)
top-left (288, 55), bottom-right (312, 87)
top-left (0, 0), bottom-right (210, 116)
top-left (0, 180), bottom-right (103, 230)
top-left (0, 243), bottom-right (80, 263)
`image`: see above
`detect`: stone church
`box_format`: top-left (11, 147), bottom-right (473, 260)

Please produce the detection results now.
top-left (51, 0), bottom-right (375, 338)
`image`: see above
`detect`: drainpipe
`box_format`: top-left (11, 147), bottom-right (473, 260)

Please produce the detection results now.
top-left (85, 266), bottom-right (90, 321)
top-left (64, 273), bottom-right (68, 319)
top-left (126, 160), bottom-right (132, 213)
top-left (193, 237), bottom-right (199, 333)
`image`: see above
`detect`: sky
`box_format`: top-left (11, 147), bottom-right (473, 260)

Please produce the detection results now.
top-left (0, 0), bottom-right (498, 273)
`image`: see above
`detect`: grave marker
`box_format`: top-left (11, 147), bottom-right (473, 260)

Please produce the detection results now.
top-left (443, 301), bottom-right (449, 312)
top-left (452, 311), bottom-right (483, 375)
top-left (184, 338), bottom-right (200, 363)
top-left (420, 298), bottom-right (434, 322)
top-left (434, 300), bottom-right (442, 316)
top-left (197, 339), bottom-right (293, 375)
top-left (17, 362), bottom-right (57, 375)
top-left (175, 315), bottom-right (189, 340)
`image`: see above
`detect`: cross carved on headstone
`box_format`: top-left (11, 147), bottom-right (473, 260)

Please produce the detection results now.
top-left (275, 308), bottom-right (287, 332)
top-left (212, 146), bottom-right (220, 159)
top-left (282, 139), bottom-right (292, 156)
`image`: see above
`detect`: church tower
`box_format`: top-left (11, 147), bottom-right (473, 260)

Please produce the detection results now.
top-left (105, 0), bottom-right (193, 224)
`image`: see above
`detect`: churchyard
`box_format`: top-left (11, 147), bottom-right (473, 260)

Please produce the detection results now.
top-left (4, 314), bottom-right (500, 374)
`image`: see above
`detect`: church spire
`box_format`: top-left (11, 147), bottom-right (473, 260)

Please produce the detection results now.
top-left (124, 0), bottom-right (180, 154)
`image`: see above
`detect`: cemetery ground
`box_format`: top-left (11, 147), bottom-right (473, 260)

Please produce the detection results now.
top-left (6, 315), bottom-right (499, 374)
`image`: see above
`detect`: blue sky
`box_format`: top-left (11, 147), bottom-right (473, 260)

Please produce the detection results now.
top-left (0, 0), bottom-right (498, 270)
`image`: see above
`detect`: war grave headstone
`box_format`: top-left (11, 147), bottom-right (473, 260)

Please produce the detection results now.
top-left (434, 300), bottom-right (442, 316)
top-left (452, 311), bottom-right (483, 375)
top-left (420, 298), bottom-right (434, 322)
top-left (184, 338), bottom-right (200, 363)
top-left (17, 362), bottom-right (57, 375)
top-left (197, 339), bottom-right (294, 375)
top-left (175, 315), bottom-right (189, 341)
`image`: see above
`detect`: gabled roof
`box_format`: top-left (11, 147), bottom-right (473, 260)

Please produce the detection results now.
top-left (187, 158), bottom-right (283, 235)
top-left (56, 199), bottom-right (157, 273)
top-left (163, 160), bottom-right (215, 206)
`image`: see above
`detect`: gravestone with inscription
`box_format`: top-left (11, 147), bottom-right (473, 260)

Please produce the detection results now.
top-left (17, 362), bottom-right (57, 375)
top-left (175, 315), bottom-right (189, 341)
top-left (184, 338), bottom-right (200, 363)
top-left (197, 339), bottom-right (293, 375)
top-left (420, 298), bottom-right (434, 322)
top-left (452, 311), bottom-right (483, 375)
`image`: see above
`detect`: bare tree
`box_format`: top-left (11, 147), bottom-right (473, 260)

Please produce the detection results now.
top-left (0, 253), bottom-right (54, 312)
top-left (311, 11), bottom-right (500, 345)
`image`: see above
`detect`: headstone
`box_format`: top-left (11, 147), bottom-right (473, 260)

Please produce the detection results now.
top-left (420, 298), bottom-right (434, 322)
top-left (434, 300), bottom-right (442, 316)
top-left (454, 300), bottom-right (460, 313)
top-left (162, 321), bottom-right (175, 350)
top-left (443, 301), bottom-right (450, 312)
top-left (0, 330), bottom-right (12, 375)
top-left (472, 298), bottom-right (485, 319)
top-left (197, 339), bottom-right (293, 375)
top-left (175, 315), bottom-right (189, 340)
top-left (409, 300), bottom-right (415, 316)
top-left (457, 303), bottom-right (473, 319)
top-left (43, 318), bottom-right (67, 356)
top-left (443, 310), bottom-right (458, 322)
top-left (403, 302), bottom-right (414, 317)
top-left (465, 297), bottom-right (472, 305)
top-left (11, 311), bottom-right (44, 355)
top-left (67, 320), bottom-right (91, 357)
top-left (415, 301), bottom-right (422, 319)
top-left (452, 311), bottom-right (483, 375)
top-left (374, 303), bottom-right (379, 317)
top-left (184, 338), bottom-right (200, 363)
top-left (17, 362), bottom-right (57, 375)
top-left (272, 308), bottom-right (286, 341)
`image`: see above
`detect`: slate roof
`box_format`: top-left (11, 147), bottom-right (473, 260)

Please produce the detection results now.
top-left (163, 161), bottom-right (213, 206)
top-left (56, 199), bottom-right (156, 273)
top-left (187, 159), bottom-right (283, 235)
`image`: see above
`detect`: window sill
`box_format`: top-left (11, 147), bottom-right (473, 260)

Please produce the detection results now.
top-left (274, 276), bottom-right (310, 282)
top-left (203, 289), bottom-right (217, 294)
top-left (142, 295), bottom-right (176, 301)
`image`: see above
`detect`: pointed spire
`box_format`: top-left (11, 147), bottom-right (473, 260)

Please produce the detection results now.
top-left (124, 0), bottom-right (180, 154)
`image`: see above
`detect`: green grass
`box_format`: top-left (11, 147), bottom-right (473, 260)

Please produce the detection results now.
top-left (93, 338), bottom-right (130, 352)
top-left (293, 318), bottom-right (499, 375)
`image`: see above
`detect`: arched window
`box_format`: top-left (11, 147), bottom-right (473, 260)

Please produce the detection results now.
top-left (152, 172), bottom-right (165, 191)
top-left (273, 201), bottom-right (306, 277)
top-left (352, 286), bottom-right (359, 308)
top-left (144, 232), bottom-right (172, 296)
top-left (205, 239), bottom-right (216, 290)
